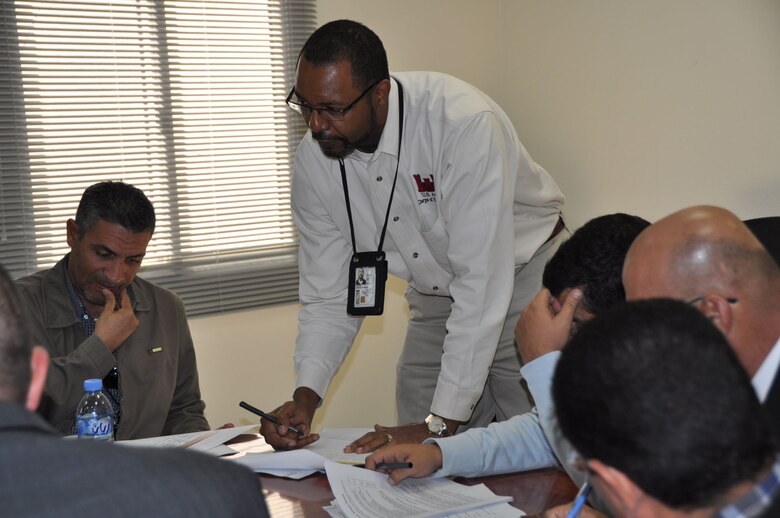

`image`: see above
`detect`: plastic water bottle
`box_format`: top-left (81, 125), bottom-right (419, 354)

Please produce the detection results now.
top-left (76, 378), bottom-right (114, 441)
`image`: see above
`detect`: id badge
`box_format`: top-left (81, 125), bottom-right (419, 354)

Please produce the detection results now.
top-left (347, 251), bottom-right (388, 315)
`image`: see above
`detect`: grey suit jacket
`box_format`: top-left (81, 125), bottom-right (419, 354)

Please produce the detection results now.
top-left (0, 402), bottom-right (269, 518)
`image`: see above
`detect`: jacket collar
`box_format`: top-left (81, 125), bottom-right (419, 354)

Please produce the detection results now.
top-left (0, 401), bottom-right (59, 437)
top-left (40, 255), bottom-right (152, 329)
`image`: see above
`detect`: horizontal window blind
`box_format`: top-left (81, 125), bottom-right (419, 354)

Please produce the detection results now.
top-left (0, 0), bottom-right (316, 316)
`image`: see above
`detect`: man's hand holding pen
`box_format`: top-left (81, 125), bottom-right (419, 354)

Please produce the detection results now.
top-left (364, 443), bottom-right (442, 485)
top-left (257, 387), bottom-right (320, 450)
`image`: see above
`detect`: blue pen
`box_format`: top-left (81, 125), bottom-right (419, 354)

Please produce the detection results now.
top-left (565, 482), bottom-right (592, 518)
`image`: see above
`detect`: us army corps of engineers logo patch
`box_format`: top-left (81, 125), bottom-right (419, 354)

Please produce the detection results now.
top-left (413, 173), bottom-right (436, 205)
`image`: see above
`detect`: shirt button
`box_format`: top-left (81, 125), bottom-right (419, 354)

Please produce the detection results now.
top-left (433, 286), bottom-right (439, 291)
top-left (412, 252), bottom-right (419, 258)
top-left (393, 216), bottom-right (399, 222)
top-left (377, 176), bottom-right (383, 182)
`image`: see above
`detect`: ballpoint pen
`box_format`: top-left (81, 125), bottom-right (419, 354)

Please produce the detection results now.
top-left (352, 462), bottom-right (413, 470)
top-left (565, 482), bottom-right (592, 518)
top-left (239, 400), bottom-right (305, 436)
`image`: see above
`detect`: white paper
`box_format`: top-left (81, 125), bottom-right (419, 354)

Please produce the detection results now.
top-left (116, 424), bottom-right (257, 455)
top-left (324, 460), bottom-right (519, 518)
top-left (232, 448), bottom-right (328, 471)
top-left (227, 428), bottom-right (371, 476)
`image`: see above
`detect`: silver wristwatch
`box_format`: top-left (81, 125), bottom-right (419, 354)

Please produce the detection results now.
top-left (425, 413), bottom-right (449, 437)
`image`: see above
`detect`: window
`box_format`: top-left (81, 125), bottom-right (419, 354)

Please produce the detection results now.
top-left (0, 0), bottom-right (316, 316)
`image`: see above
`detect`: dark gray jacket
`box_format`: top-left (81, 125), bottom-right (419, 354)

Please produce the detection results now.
top-left (0, 402), bottom-right (268, 517)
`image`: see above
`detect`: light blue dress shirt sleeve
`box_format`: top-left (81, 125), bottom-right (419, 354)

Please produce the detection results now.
top-left (427, 352), bottom-right (562, 477)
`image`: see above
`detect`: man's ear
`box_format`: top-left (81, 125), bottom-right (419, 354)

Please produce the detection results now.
top-left (66, 219), bottom-right (79, 249)
top-left (373, 78), bottom-right (392, 107)
top-left (699, 294), bottom-right (734, 336)
top-left (587, 459), bottom-right (646, 517)
top-left (26, 346), bottom-right (49, 412)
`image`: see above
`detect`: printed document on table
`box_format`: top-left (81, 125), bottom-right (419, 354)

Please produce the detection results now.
top-left (228, 428), bottom-right (371, 477)
top-left (117, 424), bottom-right (258, 455)
top-left (324, 497), bottom-right (524, 518)
top-left (324, 460), bottom-right (523, 518)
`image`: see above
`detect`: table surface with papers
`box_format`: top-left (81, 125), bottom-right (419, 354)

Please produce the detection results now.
top-left (257, 467), bottom-right (579, 517)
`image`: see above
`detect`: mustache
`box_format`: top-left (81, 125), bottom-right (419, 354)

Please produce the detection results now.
top-left (93, 277), bottom-right (124, 293)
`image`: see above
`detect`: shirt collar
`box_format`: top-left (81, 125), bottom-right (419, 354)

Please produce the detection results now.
top-left (355, 76), bottom-right (401, 164)
top-left (753, 336), bottom-right (780, 402)
top-left (63, 256), bottom-right (96, 336)
top-left (714, 455), bottom-right (780, 518)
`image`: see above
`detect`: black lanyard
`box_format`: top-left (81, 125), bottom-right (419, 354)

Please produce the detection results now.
top-left (338, 79), bottom-right (404, 254)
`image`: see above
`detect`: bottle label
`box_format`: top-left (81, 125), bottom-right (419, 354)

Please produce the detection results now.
top-left (77, 416), bottom-right (114, 440)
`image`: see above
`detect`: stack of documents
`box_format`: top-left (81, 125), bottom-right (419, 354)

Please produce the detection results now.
top-left (116, 424), bottom-right (258, 456)
top-left (228, 428), bottom-right (370, 478)
top-left (323, 461), bottom-right (525, 518)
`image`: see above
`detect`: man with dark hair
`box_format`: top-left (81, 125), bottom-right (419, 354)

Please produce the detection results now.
top-left (552, 298), bottom-right (780, 517)
top-left (543, 213), bottom-right (648, 318)
top-left (264, 19), bottom-right (565, 451)
top-left (17, 181), bottom-right (210, 439)
top-left (0, 264), bottom-right (270, 517)
top-left (365, 214), bottom-right (648, 489)
top-left (623, 206), bottom-right (780, 442)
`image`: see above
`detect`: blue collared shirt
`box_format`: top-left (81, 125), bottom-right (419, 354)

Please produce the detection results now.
top-left (715, 456), bottom-right (780, 518)
top-left (63, 260), bottom-right (122, 434)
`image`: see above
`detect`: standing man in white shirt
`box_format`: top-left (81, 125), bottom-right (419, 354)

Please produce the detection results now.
top-left (261, 19), bottom-right (564, 451)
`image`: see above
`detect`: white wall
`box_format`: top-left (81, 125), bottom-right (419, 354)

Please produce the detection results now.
top-left (498, 0), bottom-right (780, 227)
top-left (191, 0), bottom-right (780, 429)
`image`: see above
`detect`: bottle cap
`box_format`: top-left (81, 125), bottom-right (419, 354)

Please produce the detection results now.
top-left (83, 378), bottom-right (103, 392)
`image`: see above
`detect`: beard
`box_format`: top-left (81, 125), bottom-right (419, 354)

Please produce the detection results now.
top-left (312, 106), bottom-right (380, 159)
top-left (80, 275), bottom-right (124, 308)
top-left (312, 133), bottom-right (355, 159)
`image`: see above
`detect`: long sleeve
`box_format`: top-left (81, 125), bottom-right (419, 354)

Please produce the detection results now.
top-left (291, 144), bottom-right (364, 399)
top-left (428, 112), bottom-right (518, 421)
top-left (428, 351), bottom-right (562, 477)
top-left (429, 408), bottom-right (557, 477)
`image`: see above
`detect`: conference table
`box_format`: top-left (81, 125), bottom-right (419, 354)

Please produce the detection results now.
top-left (257, 466), bottom-right (579, 517)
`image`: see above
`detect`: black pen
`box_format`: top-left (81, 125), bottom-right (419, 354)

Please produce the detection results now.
top-left (239, 401), bottom-right (305, 437)
top-left (354, 462), bottom-right (413, 470)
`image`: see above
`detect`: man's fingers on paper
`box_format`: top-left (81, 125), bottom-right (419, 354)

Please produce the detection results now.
top-left (273, 401), bottom-right (312, 436)
top-left (344, 430), bottom-right (387, 454)
top-left (292, 433), bottom-right (319, 448)
top-left (262, 423), bottom-right (319, 451)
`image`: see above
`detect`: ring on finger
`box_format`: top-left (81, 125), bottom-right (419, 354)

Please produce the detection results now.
top-left (386, 433), bottom-right (393, 443)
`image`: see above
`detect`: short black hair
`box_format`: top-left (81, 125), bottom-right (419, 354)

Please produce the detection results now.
top-left (299, 19), bottom-right (389, 90)
top-left (543, 213), bottom-right (649, 314)
top-left (0, 264), bottom-right (31, 403)
top-left (75, 181), bottom-right (155, 237)
top-left (553, 299), bottom-right (774, 509)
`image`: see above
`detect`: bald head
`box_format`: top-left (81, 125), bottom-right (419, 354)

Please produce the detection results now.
top-left (623, 206), bottom-right (780, 375)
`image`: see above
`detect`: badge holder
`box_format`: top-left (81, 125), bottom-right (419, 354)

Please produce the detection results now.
top-left (339, 80), bottom-right (404, 318)
top-left (347, 251), bottom-right (388, 315)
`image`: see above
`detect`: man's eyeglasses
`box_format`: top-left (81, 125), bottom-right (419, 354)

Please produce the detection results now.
top-left (285, 79), bottom-right (383, 122)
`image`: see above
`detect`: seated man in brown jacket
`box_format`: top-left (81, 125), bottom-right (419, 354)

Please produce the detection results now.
top-left (1, 263), bottom-right (269, 517)
top-left (17, 181), bottom-right (209, 439)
